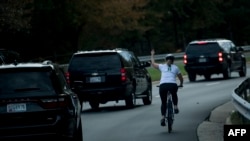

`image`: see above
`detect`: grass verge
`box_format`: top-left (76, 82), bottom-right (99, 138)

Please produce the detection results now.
top-left (230, 111), bottom-right (250, 124)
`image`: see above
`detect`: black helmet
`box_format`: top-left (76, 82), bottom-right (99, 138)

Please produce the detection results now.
top-left (165, 54), bottom-right (175, 62)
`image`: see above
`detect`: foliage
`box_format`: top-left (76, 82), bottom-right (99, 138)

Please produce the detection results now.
top-left (1, 0), bottom-right (250, 63)
top-left (0, 0), bottom-right (33, 33)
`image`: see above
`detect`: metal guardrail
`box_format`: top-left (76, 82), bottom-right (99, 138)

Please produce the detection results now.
top-left (232, 77), bottom-right (250, 120)
top-left (242, 45), bottom-right (250, 51)
top-left (138, 52), bottom-right (184, 61)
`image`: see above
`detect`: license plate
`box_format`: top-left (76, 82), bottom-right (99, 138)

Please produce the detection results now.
top-left (7, 103), bottom-right (27, 113)
top-left (199, 58), bottom-right (207, 62)
top-left (89, 76), bottom-right (102, 83)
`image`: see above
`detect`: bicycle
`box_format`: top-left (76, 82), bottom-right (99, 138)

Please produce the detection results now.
top-left (157, 84), bottom-right (183, 133)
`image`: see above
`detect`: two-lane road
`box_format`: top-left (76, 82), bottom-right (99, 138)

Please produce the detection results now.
top-left (81, 70), bottom-right (249, 141)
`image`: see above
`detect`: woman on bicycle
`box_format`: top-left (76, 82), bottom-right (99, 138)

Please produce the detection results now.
top-left (150, 49), bottom-right (183, 126)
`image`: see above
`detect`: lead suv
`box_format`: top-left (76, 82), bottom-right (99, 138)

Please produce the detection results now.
top-left (66, 48), bottom-right (152, 109)
top-left (183, 39), bottom-right (246, 82)
top-left (0, 61), bottom-right (82, 140)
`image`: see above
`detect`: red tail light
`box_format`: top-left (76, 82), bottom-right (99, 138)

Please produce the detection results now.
top-left (183, 54), bottom-right (187, 64)
top-left (40, 97), bottom-right (68, 109)
top-left (197, 41), bottom-right (207, 44)
top-left (120, 68), bottom-right (127, 82)
top-left (65, 72), bottom-right (70, 85)
top-left (218, 52), bottom-right (223, 62)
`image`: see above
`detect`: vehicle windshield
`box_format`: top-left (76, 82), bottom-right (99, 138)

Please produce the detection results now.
top-left (69, 53), bottom-right (121, 73)
top-left (0, 71), bottom-right (55, 96)
top-left (186, 43), bottom-right (221, 54)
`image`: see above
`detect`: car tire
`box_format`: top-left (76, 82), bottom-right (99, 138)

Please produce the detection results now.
top-left (223, 65), bottom-right (231, 79)
top-left (239, 62), bottom-right (246, 77)
top-left (125, 88), bottom-right (136, 108)
top-left (89, 100), bottom-right (99, 110)
top-left (73, 119), bottom-right (83, 141)
top-left (142, 85), bottom-right (152, 105)
top-left (188, 72), bottom-right (196, 82)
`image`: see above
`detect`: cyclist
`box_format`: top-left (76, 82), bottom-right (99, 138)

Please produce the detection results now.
top-left (150, 49), bottom-right (183, 126)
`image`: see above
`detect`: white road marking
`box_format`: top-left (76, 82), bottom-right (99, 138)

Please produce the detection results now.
top-left (206, 82), bottom-right (220, 86)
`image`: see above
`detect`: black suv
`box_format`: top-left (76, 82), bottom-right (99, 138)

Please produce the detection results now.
top-left (183, 39), bottom-right (246, 82)
top-left (0, 61), bottom-right (82, 140)
top-left (66, 48), bottom-right (152, 109)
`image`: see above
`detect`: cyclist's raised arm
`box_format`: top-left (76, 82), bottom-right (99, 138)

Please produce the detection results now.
top-left (151, 49), bottom-right (159, 69)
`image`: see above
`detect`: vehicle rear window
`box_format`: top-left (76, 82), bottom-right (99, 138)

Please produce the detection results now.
top-left (186, 43), bottom-right (221, 54)
top-left (69, 53), bottom-right (121, 72)
top-left (0, 70), bottom-right (55, 96)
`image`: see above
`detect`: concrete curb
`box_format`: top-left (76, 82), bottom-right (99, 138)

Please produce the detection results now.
top-left (197, 101), bottom-right (235, 141)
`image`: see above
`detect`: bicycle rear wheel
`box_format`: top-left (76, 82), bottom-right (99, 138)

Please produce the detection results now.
top-left (167, 100), bottom-right (174, 133)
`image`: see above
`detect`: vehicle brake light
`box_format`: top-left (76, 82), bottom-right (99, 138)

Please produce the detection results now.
top-left (120, 68), bottom-right (126, 82)
top-left (183, 54), bottom-right (187, 64)
top-left (40, 97), bottom-right (68, 109)
top-left (197, 41), bottom-right (207, 45)
top-left (65, 72), bottom-right (70, 85)
top-left (218, 52), bottom-right (223, 62)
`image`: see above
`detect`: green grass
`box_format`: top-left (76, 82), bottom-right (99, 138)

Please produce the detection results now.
top-left (247, 55), bottom-right (250, 61)
top-left (230, 111), bottom-right (250, 125)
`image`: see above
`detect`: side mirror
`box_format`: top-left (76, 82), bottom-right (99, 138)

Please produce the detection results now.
top-left (236, 46), bottom-right (244, 52)
top-left (141, 61), bottom-right (151, 67)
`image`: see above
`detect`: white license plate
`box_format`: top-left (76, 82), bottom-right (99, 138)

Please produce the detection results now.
top-left (89, 76), bottom-right (102, 83)
top-left (199, 58), bottom-right (207, 62)
top-left (7, 103), bottom-right (27, 113)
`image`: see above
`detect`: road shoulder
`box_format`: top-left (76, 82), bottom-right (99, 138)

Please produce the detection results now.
top-left (197, 101), bottom-right (235, 141)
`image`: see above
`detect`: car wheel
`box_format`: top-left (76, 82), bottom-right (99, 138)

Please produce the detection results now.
top-left (89, 100), bottom-right (99, 110)
top-left (239, 62), bottom-right (246, 77)
top-left (204, 73), bottom-right (211, 80)
top-left (73, 119), bottom-right (83, 141)
top-left (223, 65), bottom-right (231, 79)
top-left (188, 72), bottom-right (196, 82)
top-left (142, 85), bottom-right (152, 105)
top-left (125, 89), bottom-right (136, 108)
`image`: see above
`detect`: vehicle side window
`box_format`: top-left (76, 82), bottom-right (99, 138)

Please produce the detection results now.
top-left (119, 51), bottom-right (132, 67)
top-left (229, 42), bottom-right (237, 52)
top-left (56, 67), bottom-right (70, 90)
top-left (220, 42), bottom-right (231, 53)
top-left (129, 52), bottom-right (140, 67)
top-left (230, 46), bottom-right (236, 52)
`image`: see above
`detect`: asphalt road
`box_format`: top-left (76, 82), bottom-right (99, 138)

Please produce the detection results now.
top-left (80, 71), bottom-right (249, 141)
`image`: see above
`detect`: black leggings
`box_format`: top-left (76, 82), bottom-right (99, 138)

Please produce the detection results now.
top-left (159, 83), bottom-right (178, 116)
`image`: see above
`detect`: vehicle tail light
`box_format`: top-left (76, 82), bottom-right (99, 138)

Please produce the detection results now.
top-left (197, 41), bottom-right (207, 45)
top-left (183, 54), bottom-right (187, 64)
top-left (120, 68), bottom-right (127, 82)
top-left (65, 72), bottom-right (70, 85)
top-left (40, 97), bottom-right (68, 109)
top-left (218, 52), bottom-right (223, 62)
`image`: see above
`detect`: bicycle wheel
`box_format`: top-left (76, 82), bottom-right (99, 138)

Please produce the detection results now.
top-left (167, 99), bottom-right (174, 133)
